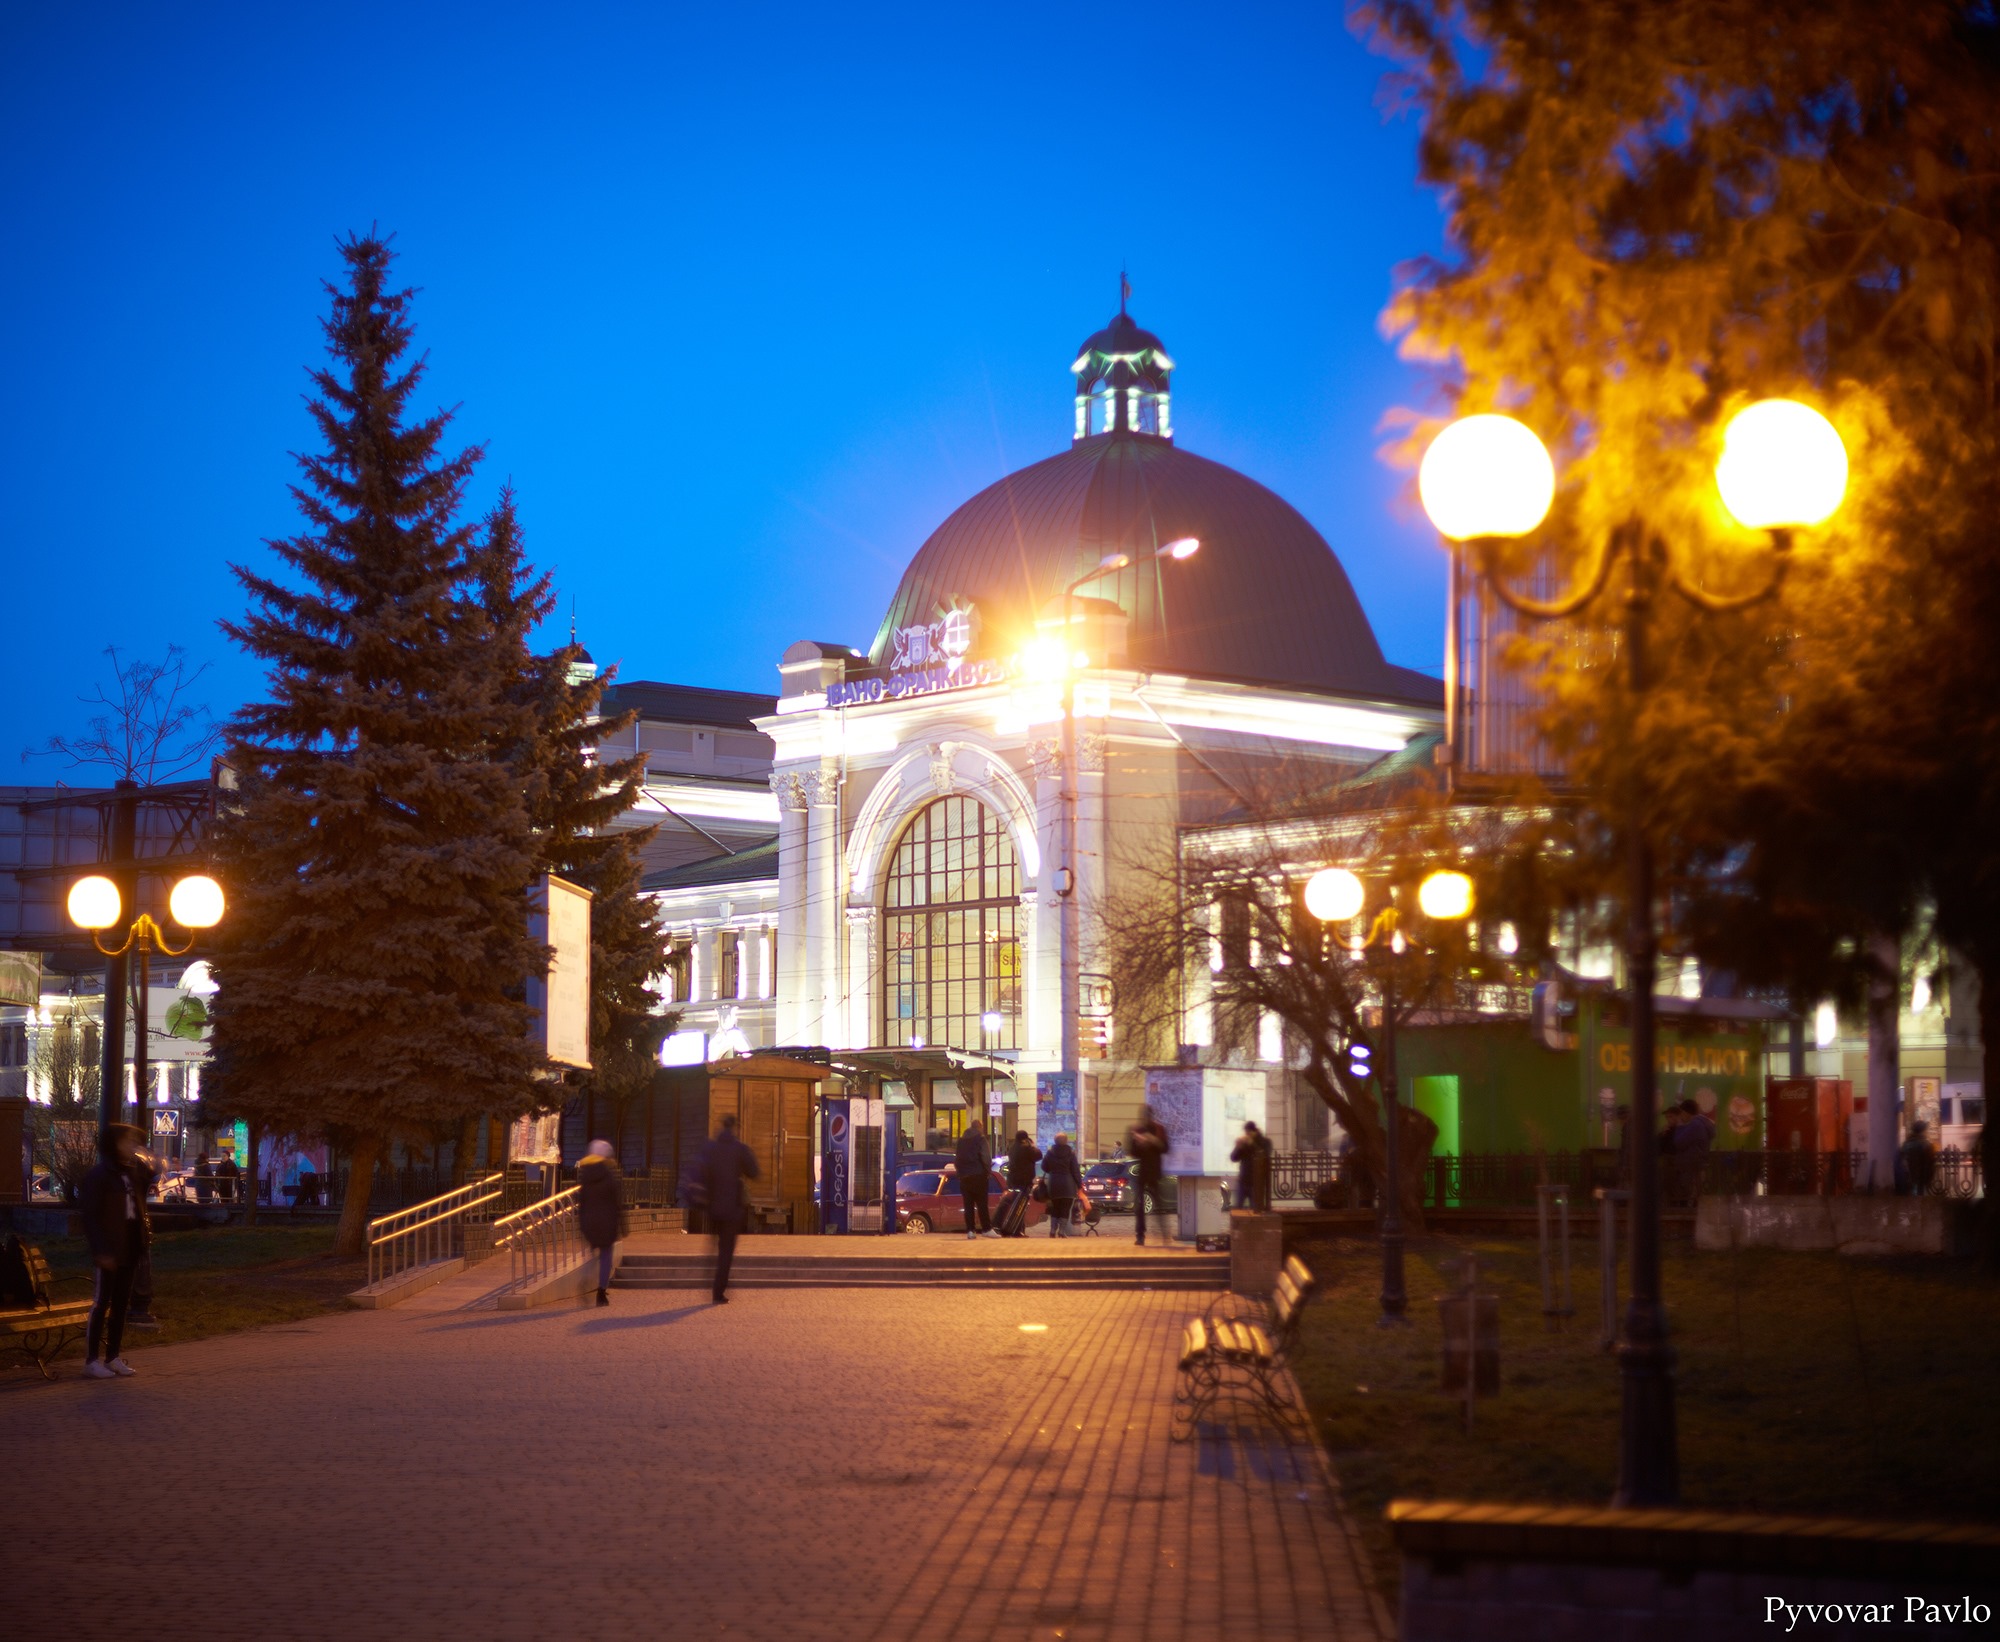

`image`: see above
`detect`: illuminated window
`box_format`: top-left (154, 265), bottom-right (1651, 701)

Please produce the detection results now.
top-left (881, 796), bottom-right (1022, 1052)
top-left (665, 942), bottom-right (693, 1004)
top-left (716, 931), bottom-right (740, 1001)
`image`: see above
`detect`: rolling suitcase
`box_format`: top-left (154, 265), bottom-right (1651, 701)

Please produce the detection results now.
top-left (993, 1188), bottom-right (1031, 1238)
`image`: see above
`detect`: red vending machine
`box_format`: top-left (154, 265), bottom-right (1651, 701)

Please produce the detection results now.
top-left (1764, 1078), bottom-right (1853, 1192)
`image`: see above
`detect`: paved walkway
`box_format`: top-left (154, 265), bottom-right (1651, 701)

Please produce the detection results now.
top-left (1, 1272), bottom-right (1387, 1642)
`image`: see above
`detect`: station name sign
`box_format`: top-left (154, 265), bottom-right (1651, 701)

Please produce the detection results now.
top-left (827, 603), bottom-right (1008, 708)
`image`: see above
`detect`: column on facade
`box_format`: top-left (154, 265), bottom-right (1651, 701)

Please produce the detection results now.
top-left (773, 773), bottom-right (808, 1041)
top-left (803, 767), bottom-right (843, 1047)
top-left (846, 907), bottom-right (876, 1049)
top-left (1027, 737), bottom-right (1064, 1065)
top-left (696, 926), bottom-right (720, 1009)
top-left (1074, 727), bottom-right (1109, 1044)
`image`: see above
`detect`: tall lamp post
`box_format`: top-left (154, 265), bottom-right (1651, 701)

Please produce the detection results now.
top-left (1418, 398), bottom-right (1849, 1505)
top-left (1039, 537), bottom-right (1199, 1091)
top-left (67, 871), bottom-right (226, 1134)
top-left (1306, 864), bottom-right (1474, 1324)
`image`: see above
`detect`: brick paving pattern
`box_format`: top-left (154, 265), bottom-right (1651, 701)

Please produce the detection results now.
top-left (1, 1271), bottom-right (1387, 1642)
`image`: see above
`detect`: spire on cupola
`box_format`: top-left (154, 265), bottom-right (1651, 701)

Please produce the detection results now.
top-left (1070, 279), bottom-right (1174, 441)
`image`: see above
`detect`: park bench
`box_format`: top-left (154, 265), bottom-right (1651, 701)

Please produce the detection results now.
top-left (1172, 1252), bottom-right (1319, 1439)
top-left (1, 1240), bottom-right (93, 1379)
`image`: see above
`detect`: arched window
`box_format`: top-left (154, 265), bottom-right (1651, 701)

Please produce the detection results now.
top-left (882, 796), bottom-right (1022, 1052)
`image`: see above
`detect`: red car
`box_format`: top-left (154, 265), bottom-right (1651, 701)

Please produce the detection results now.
top-left (895, 1168), bottom-right (1049, 1235)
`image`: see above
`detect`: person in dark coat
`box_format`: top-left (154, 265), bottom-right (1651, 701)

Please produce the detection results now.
top-left (577, 1140), bottom-right (626, 1307)
top-left (1230, 1121), bottom-right (1274, 1211)
top-left (1041, 1133), bottom-right (1082, 1238)
top-left (954, 1119), bottom-right (996, 1239)
top-left (216, 1153), bottom-right (241, 1202)
top-left (192, 1153), bottom-right (214, 1205)
top-left (125, 1146), bottom-right (161, 1330)
top-left (1005, 1131), bottom-right (1042, 1193)
top-left (1127, 1106), bottom-right (1171, 1246)
top-left (694, 1115), bottom-right (760, 1304)
top-left (1900, 1121), bottom-right (1938, 1195)
top-left (78, 1123), bottom-right (148, 1379)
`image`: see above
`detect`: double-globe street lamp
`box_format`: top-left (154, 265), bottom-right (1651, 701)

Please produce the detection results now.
top-left (1304, 863), bottom-right (1474, 1325)
top-left (1417, 397), bottom-right (1849, 1506)
top-left (67, 871), bottom-right (226, 1134)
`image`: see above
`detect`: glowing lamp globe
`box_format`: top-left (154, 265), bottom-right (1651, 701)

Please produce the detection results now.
top-left (169, 875), bottom-right (226, 929)
top-left (1162, 536), bottom-right (1200, 560)
top-left (1304, 867), bottom-right (1365, 923)
top-left (1419, 415), bottom-right (1557, 541)
top-left (1715, 399), bottom-right (1848, 529)
top-left (67, 875), bottom-right (122, 931)
top-left (1418, 870), bottom-right (1475, 921)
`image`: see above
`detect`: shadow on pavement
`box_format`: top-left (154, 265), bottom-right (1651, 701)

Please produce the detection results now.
top-left (574, 1305), bottom-right (709, 1334)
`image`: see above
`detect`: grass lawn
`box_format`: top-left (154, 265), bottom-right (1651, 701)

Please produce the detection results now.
top-left (1287, 1232), bottom-right (2000, 1601)
top-left (9, 1224), bottom-right (366, 1380)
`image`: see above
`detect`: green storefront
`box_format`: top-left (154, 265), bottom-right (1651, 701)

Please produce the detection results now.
top-left (1392, 993), bottom-right (1772, 1158)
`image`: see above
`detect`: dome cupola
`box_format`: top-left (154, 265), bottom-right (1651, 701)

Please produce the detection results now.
top-left (1071, 298), bottom-right (1173, 442)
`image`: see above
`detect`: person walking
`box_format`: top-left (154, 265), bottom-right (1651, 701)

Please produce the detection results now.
top-left (1900, 1120), bottom-right (1938, 1195)
top-left (1127, 1105), bottom-right (1171, 1247)
top-left (577, 1139), bottom-right (626, 1307)
top-left (78, 1123), bottom-right (149, 1380)
top-left (693, 1114), bottom-right (760, 1304)
top-left (1042, 1132), bottom-right (1082, 1238)
top-left (1230, 1121), bottom-right (1273, 1211)
top-left (955, 1119), bottom-right (997, 1239)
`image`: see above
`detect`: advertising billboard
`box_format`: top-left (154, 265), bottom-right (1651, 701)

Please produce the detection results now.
top-left (528, 874), bottom-right (593, 1069)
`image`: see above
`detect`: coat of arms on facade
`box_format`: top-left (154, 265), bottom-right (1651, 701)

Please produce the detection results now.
top-left (889, 601), bottom-right (978, 673)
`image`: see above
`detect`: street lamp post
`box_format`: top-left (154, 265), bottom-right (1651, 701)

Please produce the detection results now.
top-left (1419, 398), bottom-right (1849, 1506)
top-left (68, 870), bottom-right (226, 1135)
top-left (1045, 537), bottom-right (1199, 1092)
top-left (1306, 864), bottom-right (1473, 1324)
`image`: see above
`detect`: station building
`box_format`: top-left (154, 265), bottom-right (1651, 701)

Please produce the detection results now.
top-left (639, 309), bottom-right (1443, 1158)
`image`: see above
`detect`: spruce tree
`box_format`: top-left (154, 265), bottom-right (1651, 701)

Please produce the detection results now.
top-left (472, 490), bottom-right (675, 1152)
top-left (210, 235), bottom-right (544, 1257)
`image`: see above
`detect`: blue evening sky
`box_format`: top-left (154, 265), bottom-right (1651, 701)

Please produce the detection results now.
top-left (0, 1), bottom-right (1450, 761)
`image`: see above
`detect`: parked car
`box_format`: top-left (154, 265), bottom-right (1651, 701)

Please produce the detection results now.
top-left (29, 1171), bottom-right (63, 1203)
top-left (895, 1168), bottom-right (1047, 1234)
top-left (1081, 1159), bottom-right (1138, 1213)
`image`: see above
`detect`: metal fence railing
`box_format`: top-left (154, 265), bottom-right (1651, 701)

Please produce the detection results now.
top-left (1271, 1151), bottom-right (1344, 1203)
top-left (1271, 1147), bottom-right (1984, 1211)
top-left (492, 1186), bottom-right (583, 1290)
top-left (622, 1169), bottom-right (679, 1211)
top-left (364, 1173), bottom-right (505, 1289)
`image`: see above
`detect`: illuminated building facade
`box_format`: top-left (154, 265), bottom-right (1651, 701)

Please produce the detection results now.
top-left (642, 307), bottom-right (1443, 1154)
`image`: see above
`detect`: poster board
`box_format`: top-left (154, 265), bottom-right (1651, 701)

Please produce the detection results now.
top-left (1143, 1066), bottom-right (1268, 1176)
top-left (528, 874), bottom-right (593, 1069)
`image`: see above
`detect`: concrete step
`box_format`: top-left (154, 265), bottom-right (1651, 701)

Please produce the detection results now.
top-left (612, 1252), bottom-right (1228, 1290)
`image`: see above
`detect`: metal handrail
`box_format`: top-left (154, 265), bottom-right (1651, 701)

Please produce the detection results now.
top-left (365, 1173), bottom-right (504, 1288)
top-left (492, 1185), bottom-right (583, 1290)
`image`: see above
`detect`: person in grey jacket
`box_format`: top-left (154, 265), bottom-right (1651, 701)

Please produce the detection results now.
top-left (577, 1140), bottom-right (626, 1307)
top-left (693, 1115), bottom-right (760, 1303)
top-left (1041, 1134), bottom-right (1082, 1237)
top-left (77, 1124), bottom-right (148, 1379)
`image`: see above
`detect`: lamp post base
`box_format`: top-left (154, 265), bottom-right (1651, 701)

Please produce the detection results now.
top-left (1612, 1309), bottom-right (1680, 1506)
top-left (1378, 1225), bottom-right (1411, 1325)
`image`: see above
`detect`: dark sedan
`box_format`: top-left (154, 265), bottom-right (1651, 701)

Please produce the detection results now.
top-left (1081, 1159), bottom-right (1137, 1213)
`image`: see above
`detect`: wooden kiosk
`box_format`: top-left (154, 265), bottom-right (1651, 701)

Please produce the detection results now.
top-left (663, 1054), bottom-right (823, 1233)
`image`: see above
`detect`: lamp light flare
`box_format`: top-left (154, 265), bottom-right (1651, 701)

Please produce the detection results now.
top-left (67, 875), bottom-right (121, 931)
top-left (1418, 870), bottom-right (1475, 921)
top-left (1419, 415), bottom-right (1557, 541)
top-left (1161, 536), bottom-right (1200, 560)
top-left (169, 875), bottom-right (225, 929)
top-left (1303, 867), bottom-right (1365, 923)
top-left (1715, 399), bottom-right (1848, 530)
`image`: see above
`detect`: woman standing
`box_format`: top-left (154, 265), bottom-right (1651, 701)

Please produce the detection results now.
top-left (577, 1139), bottom-right (626, 1307)
top-left (1041, 1132), bottom-right (1082, 1239)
